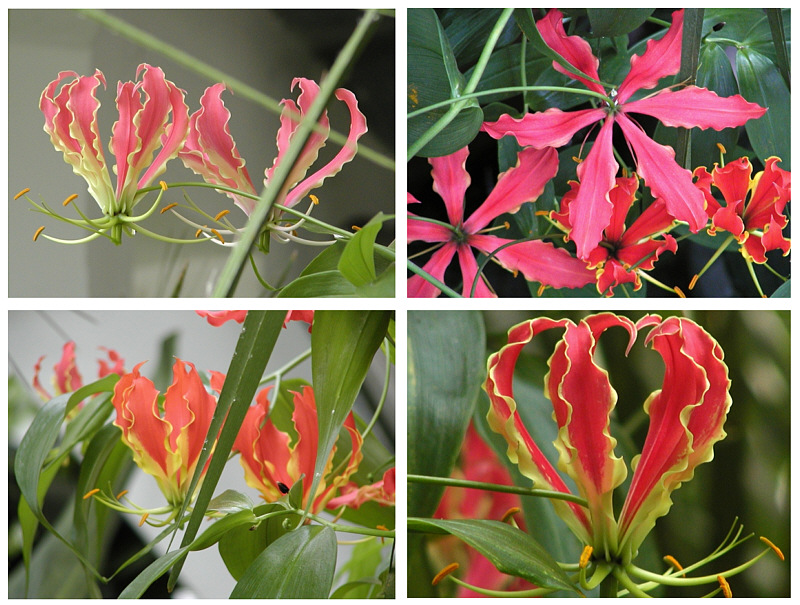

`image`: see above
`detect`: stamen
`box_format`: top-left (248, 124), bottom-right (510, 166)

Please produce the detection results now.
top-left (159, 180), bottom-right (168, 191)
top-left (511, 269), bottom-right (519, 278)
top-left (211, 228), bottom-right (226, 244)
top-left (688, 274), bottom-right (700, 290)
top-left (352, 225), bottom-right (362, 231)
top-left (504, 221), bottom-right (510, 230)
top-left (14, 187), bottom-right (31, 200)
top-left (377, 524), bottom-right (388, 544)
top-left (673, 286), bottom-right (686, 298)
top-left (33, 226), bottom-right (45, 242)
top-left (214, 209), bottom-right (230, 221)
top-left (759, 536), bottom-right (785, 561)
top-left (83, 488), bottom-right (100, 500)
top-left (537, 284), bottom-right (545, 297)
top-left (579, 545), bottom-right (593, 569)
top-left (160, 202), bottom-right (179, 214)
top-left (572, 156), bottom-right (583, 164)
top-left (62, 194), bottom-right (79, 207)
top-left (501, 507), bottom-right (521, 523)
top-left (432, 562), bottom-right (459, 586)
top-left (195, 227), bottom-right (206, 238)
top-left (663, 554), bottom-right (684, 575)
top-left (535, 210), bottom-right (549, 217)
top-left (138, 512), bottom-right (150, 527)
top-left (717, 143), bottom-right (727, 167)
top-left (717, 575), bottom-right (732, 598)
top-left (716, 143), bottom-right (727, 154)
top-left (310, 194), bottom-right (319, 205)
top-left (116, 489), bottom-right (129, 500)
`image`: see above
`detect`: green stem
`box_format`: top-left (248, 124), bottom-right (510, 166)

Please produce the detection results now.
top-left (360, 338), bottom-right (392, 443)
top-left (305, 512), bottom-right (394, 539)
top-left (675, 8), bottom-right (704, 169)
top-left (406, 259), bottom-right (462, 298)
top-left (599, 573), bottom-right (619, 597)
top-left (407, 474), bottom-right (589, 507)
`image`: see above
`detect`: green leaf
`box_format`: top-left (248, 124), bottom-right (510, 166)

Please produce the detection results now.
top-left (309, 311), bottom-right (391, 515)
top-left (230, 525), bottom-right (337, 598)
top-left (765, 9), bottom-right (791, 89)
top-left (408, 518), bottom-right (578, 592)
top-left (440, 8), bottom-right (519, 66)
top-left (278, 270), bottom-right (358, 297)
top-left (771, 279), bottom-right (790, 297)
top-left (736, 48), bottom-right (791, 168)
top-left (338, 215), bottom-right (384, 286)
top-left (408, 8), bottom-right (484, 157)
top-left (169, 311), bottom-right (286, 590)
top-left (586, 8), bottom-right (654, 38)
top-left (407, 311), bottom-right (485, 516)
top-left (119, 548), bottom-right (191, 599)
top-left (207, 490), bottom-right (255, 515)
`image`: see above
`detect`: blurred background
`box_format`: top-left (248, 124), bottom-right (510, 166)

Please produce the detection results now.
top-left (8, 310), bottom-right (395, 597)
top-left (9, 9), bottom-right (395, 297)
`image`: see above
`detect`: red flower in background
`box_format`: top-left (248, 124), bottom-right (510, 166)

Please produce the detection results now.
top-left (33, 341), bottom-right (125, 402)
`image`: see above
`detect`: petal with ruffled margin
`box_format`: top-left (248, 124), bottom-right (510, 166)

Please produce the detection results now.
top-left (569, 117), bottom-right (618, 259)
top-left (616, 113), bottom-right (707, 232)
top-left (481, 107), bottom-right (605, 149)
top-left (463, 147), bottom-right (558, 233)
top-left (484, 317), bottom-right (593, 544)
top-left (407, 243), bottom-right (457, 298)
top-left (429, 146), bottom-right (470, 227)
top-left (469, 234), bottom-right (594, 289)
top-left (546, 314), bottom-right (634, 554)
top-left (616, 10), bottom-right (683, 103)
top-left (179, 83), bottom-right (257, 214)
top-left (744, 157), bottom-right (791, 230)
top-left (407, 213), bottom-right (452, 243)
top-left (617, 315), bottom-right (731, 562)
top-left (537, 9), bottom-right (605, 96)
top-left (456, 244), bottom-right (496, 298)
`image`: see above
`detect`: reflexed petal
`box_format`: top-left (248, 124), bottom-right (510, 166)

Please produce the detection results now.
top-left (619, 198), bottom-right (677, 247)
top-left (692, 166), bottom-right (722, 218)
top-left (744, 157), bottom-right (791, 229)
top-left (617, 316), bottom-right (731, 562)
top-left (407, 243), bottom-right (457, 298)
top-left (429, 147), bottom-right (470, 227)
top-left (616, 9), bottom-right (683, 103)
top-left (196, 310), bottom-right (248, 326)
top-left (407, 214), bottom-right (452, 243)
top-left (484, 317), bottom-right (593, 544)
top-left (616, 233), bottom-right (677, 273)
top-left (456, 244), bottom-right (496, 298)
top-left (616, 113), bottom-right (707, 232)
top-left (605, 176), bottom-right (640, 244)
top-left (622, 87), bottom-right (766, 130)
top-left (482, 107), bottom-right (605, 148)
top-left (53, 341), bottom-right (83, 395)
top-left (463, 147), bottom-right (558, 233)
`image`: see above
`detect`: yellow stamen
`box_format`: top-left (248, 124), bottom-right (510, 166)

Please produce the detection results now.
top-left (511, 269), bottom-right (519, 279)
top-left (717, 575), bottom-right (732, 598)
top-left (33, 226), bottom-right (45, 242)
top-left (376, 524), bottom-right (388, 544)
top-left (716, 143), bottom-right (727, 155)
top-left (116, 489), bottom-right (129, 500)
top-left (159, 180), bottom-right (168, 191)
top-left (535, 210), bottom-right (549, 216)
top-left (579, 545), bottom-right (593, 569)
top-left (688, 274), bottom-right (700, 290)
top-left (503, 221), bottom-right (510, 230)
top-left (352, 225), bottom-right (362, 231)
top-left (622, 166), bottom-right (628, 178)
top-left (759, 536), bottom-right (785, 561)
top-left (673, 286), bottom-right (686, 298)
top-left (83, 488), bottom-right (100, 500)
top-left (14, 187), bottom-right (31, 200)
top-left (310, 194), bottom-right (319, 205)
top-left (572, 156), bottom-right (583, 164)
top-left (501, 507), bottom-right (521, 523)
top-left (432, 562), bottom-right (459, 586)
top-left (663, 554), bottom-right (684, 575)
top-left (138, 512), bottom-right (150, 527)
top-left (214, 209), bottom-right (230, 221)
top-left (211, 228), bottom-right (226, 244)
top-left (537, 284), bottom-right (546, 297)
top-left (160, 202), bottom-right (179, 214)
top-left (195, 228), bottom-right (205, 238)
top-left (62, 193), bottom-right (79, 207)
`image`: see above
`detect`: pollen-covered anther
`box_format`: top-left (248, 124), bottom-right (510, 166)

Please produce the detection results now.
top-left (501, 506), bottom-right (521, 523)
top-left (537, 284), bottom-right (546, 296)
top-left (579, 545), bottom-right (593, 569)
top-left (717, 143), bottom-right (727, 154)
top-left (663, 554), bottom-right (684, 575)
top-left (214, 209), bottom-right (230, 221)
top-left (759, 536), bottom-right (785, 561)
top-left (138, 512), bottom-right (150, 527)
top-left (673, 286), bottom-right (686, 298)
top-left (33, 226), bottom-right (46, 242)
top-left (572, 156), bottom-right (583, 164)
top-left (310, 194), bottom-right (319, 205)
top-left (211, 228), bottom-right (226, 244)
top-left (195, 227), bottom-right (206, 238)
top-left (83, 488), bottom-right (101, 500)
top-left (160, 202), bottom-right (179, 214)
top-left (688, 274), bottom-right (700, 290)
top-left (159, 180), bottom-right (168, 191)
top-left (535, 210), bottom-right (549, 217)
top-left (717, 575), bottom-right (732, 598)
top-left (14, 187), bottom-right (31, 200)
top-left (512, 269), bottom-right (519, 278)
top-left (116, 489), bottom-right (129, 500)
top-left (352, 225), bottom-right (362, 231)
top-left (62, 193), bottom-right (79, 207)
top-left (432, 562), bottom-right (459, 586)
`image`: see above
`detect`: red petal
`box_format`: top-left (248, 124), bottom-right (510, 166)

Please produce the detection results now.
top-left (429, 147), bottom-right (470, 226)
top-left (407, 242), bottom-right (457, 298)
top-left (482, 107), bottom-right (605, 148)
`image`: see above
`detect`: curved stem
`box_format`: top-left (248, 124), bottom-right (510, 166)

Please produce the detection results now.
top-left (407, 259), bottom-right (462, 298)
top-left (131, 223), bottom-right (209, 244)
top-left (360, 337), bottom-right (392, 443)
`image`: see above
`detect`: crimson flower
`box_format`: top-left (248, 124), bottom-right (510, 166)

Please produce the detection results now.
top-left (179, 78), bottom-right (367, 215)
top-left (482, 9), bottom-right (766, 259)
top-left (196, 310), bottom-right (314, 330)
top-left (327, 467), bottom-right (396, 509)
top-left (553, 175), bottom-right (677, 296)
top-left (408, 145), bottom-right (594, 297)
top-left (40, 64), bottom-right (189, 216)
top-left (694, 156), bottom-right (791, 263)
top-left (111, 358), bottom-right (218, 506)
top-left (484, 313), bottom-right (731, 564)
top-left (233, 385), bottom-right (363, 513)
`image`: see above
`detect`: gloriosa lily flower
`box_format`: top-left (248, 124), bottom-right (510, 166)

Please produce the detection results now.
top-left (41, 64), bottom-right (189, 216)
top-left (179, 78), bottom-right (367, 216)
top-left (196, 309), bottom-right (314, 330)
top-left (407, 145), bottom-right (594, 297)
top-left (694, 156), bottom-right (791, 264)
top-left (112, 358), bottom-right (218, 506)
top-left (327, 467), bottom-right (396, 509)
top-left (484, 313), bottom-right (731, 565)
top-left (482, 9), bottom-right (766, 259)
top-left (552, 175), bottom-right (677, 296)
top-left (233, 385), bottom-right (363, 513)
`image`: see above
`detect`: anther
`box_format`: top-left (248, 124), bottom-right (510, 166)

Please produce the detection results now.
top-left (211, 228), bottom-right (226, 244)
top-left (511, 270), bottom-right (519, 278)
top-left (214, 209), bottom-right (230, 221)
top-left (352, 225), bottom-right (362, 231)
top-left (501, 507), bottom-right (521, 523)
top-left (138, 512), bottom-right (149, 527)
top-left (432, 562), bottom-right (459, 586)
top-left (116, 489), bottom-right (129, 500)
top-left (377, 524), bottom-right (388, 544)
top-left (717, 575), bottom-right (732, 598)
top-left (160, 202), bottom-right (178, 214)
top-left (537, 284), bottom-right (546, 296)
top-left (310, 194), bottom-right (319, 205)
top-left (63, 194), bottom-right (79, 207)
top-left (535, 210), bottom-right (549, 217)
top-left (33, 226), bottom-right (46, 242)
top-left (83, 488), bottom-right (100, 500)
top-left (673, 286), bottom-right (686, 298)
top-left (195, 227), bottom-right (205, 238)
top-left (579, 545), bottom-right (593, 569)
top-left (688, 274), bottom-right (700, 290)
top-left (572, 156), bottom-right (583, 164)
top-left (716, 143), bottom-right (727, 154)
top-left (663, 554), bottom-right (684, 575)
top-left (14, 187), bottom-right (31, 200)
top-left (759, 536), bottom-right (785, 561)
top-left (503, 221), bottom-right (510, 230)
top-left (159, 180), bottom-right (168, 191)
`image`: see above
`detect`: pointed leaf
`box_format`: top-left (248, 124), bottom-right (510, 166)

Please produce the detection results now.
top-left (338, 213), bottom-right (388, 287)
top-left (587, 9), bottom-right (654, 38)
